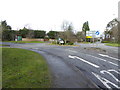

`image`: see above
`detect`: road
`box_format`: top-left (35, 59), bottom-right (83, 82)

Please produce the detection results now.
top-left (2, 42), bottom-right (120, 89)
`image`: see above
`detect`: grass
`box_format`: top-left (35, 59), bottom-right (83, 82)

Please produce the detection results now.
top-left (2, 48), bottom-right (51, 88)
top-left (48, 43), bottom-right (78, 46)
top-left (3, 41), bottom-right (45, 43)
top-left (0, 48), bottom-right (2, 88)
top-left (78, 42), bottom-right (91, 44)
top-left (0, 44), bottom-right (10, 46)
top-left (105, 43), bottom-right (120, 47)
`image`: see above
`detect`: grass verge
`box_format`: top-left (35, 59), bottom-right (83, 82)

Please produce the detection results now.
top-left (2, 48), bottom-right (51, 88)
top-left (3, 41), bottom-right (45, 43)
top-left (0, 44), bottom-right (10, 46)
top-left (78, 42), bottom-right (91, 44)
top-left (105, 43), bottom-right (120, 47)
top-left (48, 43), bottom-right (78, 46)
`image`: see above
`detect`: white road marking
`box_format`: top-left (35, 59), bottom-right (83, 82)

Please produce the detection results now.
top-left (87, 54), bottom-right (118, 66)
top-left (108, 69), bottom-right (120, 74)
top-left (100, 70), bottom-right (120, 82)
top-left (99, 54), bottom-right (120, 61)
top-left (87, 54), bottom-right (106, 62)
top-left (66, 49), bottom-right (77, 53)
top-left (92, 72), bottom-right (120, 89)
top-left (107, 61), bottom-right (118, 66)
top-left (34, 48), bottom-right (39, 50)
top-left (68, 55), bottom-right (100, 68)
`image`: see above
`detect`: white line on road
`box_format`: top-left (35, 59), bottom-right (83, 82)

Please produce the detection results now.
top-left (107, 61), bottom-right (118, 66)
top-left (100, 70), bottom-right (120, 82)
top-left (68, 55), bottom-right (100, 68)
top-left (99, 54), bottom-right (120, 61)
top-left (108, 69), bottom-right (120, 74)
top-left (92, 72), bottom-right (120, 89)
top-left (87, 54), bottom-right (118, 66)
top-left (67, 49), bottom-right (77, 53)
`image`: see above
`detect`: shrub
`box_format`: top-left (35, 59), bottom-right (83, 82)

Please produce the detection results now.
top-left (67, 42), bottom-right (74, 45)
top-left (52, 41), bottom-right (57, 44)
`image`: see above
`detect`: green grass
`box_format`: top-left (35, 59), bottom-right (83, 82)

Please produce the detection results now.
top-left (3, 41), bottom-right (45, 43)
top-left (78, 42), bottom-right (91, 44)
top-left (0, 44), bottom-right (10, 46)
top-left (105, 43), bottom-right (120, 47)
top-left (0, 48), bottom-right (2, 88)
top-left (2, 48), bottom-right (51, 88)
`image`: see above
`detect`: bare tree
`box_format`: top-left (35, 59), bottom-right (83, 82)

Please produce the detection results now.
top-left (60, 21), bottom-right (76, 43)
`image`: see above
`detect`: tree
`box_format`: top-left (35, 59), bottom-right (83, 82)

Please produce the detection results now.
top-left (0, 23), bottom-right (2, 40)
top-left (1, 20), bottom-right (15, 41)
top-left (47, 31), bottom-right (58, 39)
top-left (19, 27), bottom-right (29, 38)
top-left (1, 20), bottom-right (12, 30)
top-left (106, 18), bottom-right (118, 29)
top-left (82, 21), bottom-right (90, 36)
top-left (76, 31), bottom-right (85, 42)
top-left (104, 18), bottom-right (119, 42)
top-left (26, 29), bottom-right (34, 38)
top-left (34, 30), bottom-right (46, 38)
top-left (60, 21), bottom-right (76, 43)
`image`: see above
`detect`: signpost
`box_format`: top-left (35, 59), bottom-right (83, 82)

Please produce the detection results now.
top-left (95, 31), bottom-right (100, 35)
top-left (86, 31), bottom-right (100, 47)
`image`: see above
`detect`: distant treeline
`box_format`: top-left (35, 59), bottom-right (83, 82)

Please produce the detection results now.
top-left (2, 27), bottom-right (59, 41)
top-left (0, 20), bottom-right (60, 41)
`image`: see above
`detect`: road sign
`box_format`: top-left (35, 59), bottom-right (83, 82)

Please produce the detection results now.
top-left (86, 31), bottom-right (96, 38)
top-left (86, 31), bottom-right (100, 38)
top-left (95, 31), bottom-right (100, 35)
top-left (86, 36), bottom-right (92, 38)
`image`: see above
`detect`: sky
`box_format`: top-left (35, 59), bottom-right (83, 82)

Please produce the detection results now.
top-left (0, 0), bottom-right (119, 34)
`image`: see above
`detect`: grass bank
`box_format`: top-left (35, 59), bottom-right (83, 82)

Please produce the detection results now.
top-left (105, 43), bottom-right (120, 47)
top-left (2, 48), bottom-right (51, 88)
top-left (3, 41), bottom-right (45, 43)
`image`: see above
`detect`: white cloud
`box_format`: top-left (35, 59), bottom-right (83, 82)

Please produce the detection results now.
top-left (0, 0), bottom-right (119, 34)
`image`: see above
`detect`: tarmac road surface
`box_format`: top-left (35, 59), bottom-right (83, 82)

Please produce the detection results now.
top-left (2, 42), bottom-right (119, 89)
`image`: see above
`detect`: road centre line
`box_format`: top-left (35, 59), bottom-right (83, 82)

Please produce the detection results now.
top-left (99, 54), bottom-right (120, 61)
top-left (68, 55), bottom-right (100, 68)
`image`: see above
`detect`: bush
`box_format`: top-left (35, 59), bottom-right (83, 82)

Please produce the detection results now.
top-left (66, 42), bottom-right (74, 45)
top-left (52, 41), bottom-right (57, 44)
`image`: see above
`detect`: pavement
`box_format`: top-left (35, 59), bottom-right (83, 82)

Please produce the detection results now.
top-left (1, 42), bottom-right (120, 89)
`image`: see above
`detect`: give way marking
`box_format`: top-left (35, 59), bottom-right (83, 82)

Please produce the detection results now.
top-left (68, 55), bottom-right (100, 68)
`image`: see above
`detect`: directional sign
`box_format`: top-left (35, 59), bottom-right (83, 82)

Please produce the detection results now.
top-left (95, 31), bottom-right (100, 35)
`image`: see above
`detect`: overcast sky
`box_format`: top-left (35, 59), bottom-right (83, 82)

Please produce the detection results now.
top-left (0, 0), bottom-right (119, 33)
